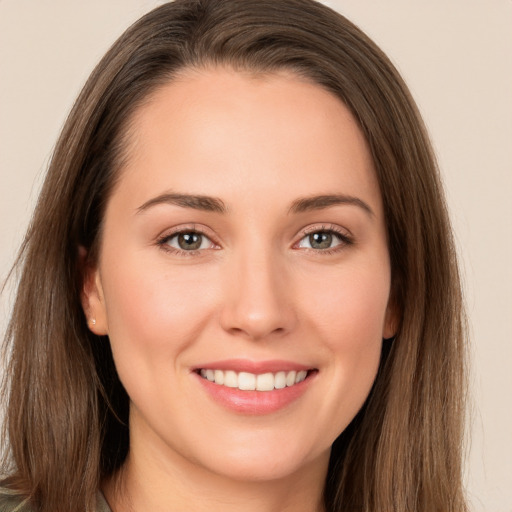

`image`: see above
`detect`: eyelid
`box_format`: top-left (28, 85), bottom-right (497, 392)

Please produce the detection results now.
top-left (156, 224), bottom-right (220, 255)
top-left (293, 224), bottom-right (354, 252)
top-left (155, 223), bottom-right (353, 256)
top-left (300, 223), bottom-right (352, 237)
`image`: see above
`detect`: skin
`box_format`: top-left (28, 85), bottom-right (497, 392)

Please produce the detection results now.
top-left (83, 68), bottom-right (396, 512)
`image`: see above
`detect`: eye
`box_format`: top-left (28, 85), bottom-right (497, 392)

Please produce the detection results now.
top-left (159, 230), bottom-right (216, 252)
top-left (297, 229), bottom-right (351, 251)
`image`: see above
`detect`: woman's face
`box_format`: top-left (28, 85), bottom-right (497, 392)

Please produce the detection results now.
top-left (84, 68), bottom-right (395, 483)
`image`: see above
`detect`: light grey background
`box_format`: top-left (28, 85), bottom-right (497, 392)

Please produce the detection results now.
top-left (1, 1), bottom-right (511, 510)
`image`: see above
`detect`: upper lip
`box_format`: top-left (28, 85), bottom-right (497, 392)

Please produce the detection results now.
top-left (192, 359), bottom-right (315, 374)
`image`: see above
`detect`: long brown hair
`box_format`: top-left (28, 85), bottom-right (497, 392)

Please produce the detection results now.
top-left (1, 1), bottom-right (467, 510)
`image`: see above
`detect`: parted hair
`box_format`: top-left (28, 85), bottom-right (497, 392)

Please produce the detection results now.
top-left (1, 1), bottom-right (467, 511)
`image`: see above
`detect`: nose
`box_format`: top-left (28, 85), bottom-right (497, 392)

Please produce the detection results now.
top-left (219, 246), bottom-right (297, 341)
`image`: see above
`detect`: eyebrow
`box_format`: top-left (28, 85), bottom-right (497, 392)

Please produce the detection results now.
top-left (136, 193), bottom-right (227, 214)
top-left (289, 194), bottom-right (374, 216)
top-left (136, 192), bottom-right (373, 217)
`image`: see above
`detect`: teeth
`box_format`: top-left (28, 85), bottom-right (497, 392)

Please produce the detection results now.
top-left (199, 369), bottom-right (310, 391)
top-left (256, 373), bottom-right (274, 391)
top-left (224, 370), bottom-right (238, 388)
top-left (296, 370), bottom-right (307, 383)
top-left (286, 371), bottom-right (296, 387)
top-left (214, 369), bottom-right (224, 385)
top-left (274, 371), bottom-right (286, 389)
top-left (238, 372), bottom-right (256, 390)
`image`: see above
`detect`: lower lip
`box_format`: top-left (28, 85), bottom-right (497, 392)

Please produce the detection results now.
top-left (194, 372), bottom-right (316, 415)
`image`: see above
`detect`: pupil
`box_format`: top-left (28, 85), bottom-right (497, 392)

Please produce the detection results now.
top-left (310, 232), bottom-right (332, 249)
top-left (178, 232), bottom-right (202, 250)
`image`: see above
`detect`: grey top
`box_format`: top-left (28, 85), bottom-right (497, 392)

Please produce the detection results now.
top-left (0, 489), bottom-right (112, 512)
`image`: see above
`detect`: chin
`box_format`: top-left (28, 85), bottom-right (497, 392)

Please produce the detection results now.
top-left (193, 435), bottom-right (330, 484)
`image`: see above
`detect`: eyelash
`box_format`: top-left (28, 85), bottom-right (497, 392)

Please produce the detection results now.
top-left (156, 225), bottom-right (218, 257)
top-left (156, 224), bottom-right (353, 257)
top-left (295, 224), bottom-right (354, 255)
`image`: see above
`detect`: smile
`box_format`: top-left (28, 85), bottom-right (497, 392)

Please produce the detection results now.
top-left (198, 369), bottom-right (309, 391)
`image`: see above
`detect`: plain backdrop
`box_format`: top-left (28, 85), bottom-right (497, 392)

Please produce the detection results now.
top-left (1, 1), bottom-right (511, 510)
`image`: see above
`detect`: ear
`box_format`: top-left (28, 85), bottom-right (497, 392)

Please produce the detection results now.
top-left (382, 298), bottom-right (399, 340)
top-left (79, 246), bottom-right (108, 335)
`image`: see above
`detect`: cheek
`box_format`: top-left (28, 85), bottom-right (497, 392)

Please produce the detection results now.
top-left (297, 256), bottom-right (390, 423)
top-left (100, 253), bottom-right (219, 371)
top-left (301, 256), bottom-right (391, 344)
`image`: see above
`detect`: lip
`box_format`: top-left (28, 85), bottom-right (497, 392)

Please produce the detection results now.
top-left (192, 359), bottom-right (317, 415)
top-left (193, 358), bottom-right (312, 374)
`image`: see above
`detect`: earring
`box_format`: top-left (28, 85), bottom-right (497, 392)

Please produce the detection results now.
top-left (90, 318), bottom-right (96, 326)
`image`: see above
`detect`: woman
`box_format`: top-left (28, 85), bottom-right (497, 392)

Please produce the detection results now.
top-left (0, 0), bottom-right (467, 511)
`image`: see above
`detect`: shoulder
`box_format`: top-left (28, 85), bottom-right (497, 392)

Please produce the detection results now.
top-left (0, 489), bottom-right (110, 512)
top-left (0, 489), bottom-right (32, 512)
top-left (96, 492), bottom-right (112, 512)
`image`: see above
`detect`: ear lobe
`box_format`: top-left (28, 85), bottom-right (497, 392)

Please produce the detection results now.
top-left (382, 299), bottom-right (399, 340)
top-left (79, 246), bottom-right (108, 335)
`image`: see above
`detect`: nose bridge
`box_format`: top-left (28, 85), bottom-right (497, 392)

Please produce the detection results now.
top-left (220, 239), bottom-right (295, 340)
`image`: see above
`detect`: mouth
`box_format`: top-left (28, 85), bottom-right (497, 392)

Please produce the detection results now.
top-left (192, 359), bottom-right (318, 414)
top-left (196, 368), bottom-right (314, 392)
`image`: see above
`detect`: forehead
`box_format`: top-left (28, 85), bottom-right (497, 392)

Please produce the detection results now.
top-left (114, 67), bottom-right (381, 214)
